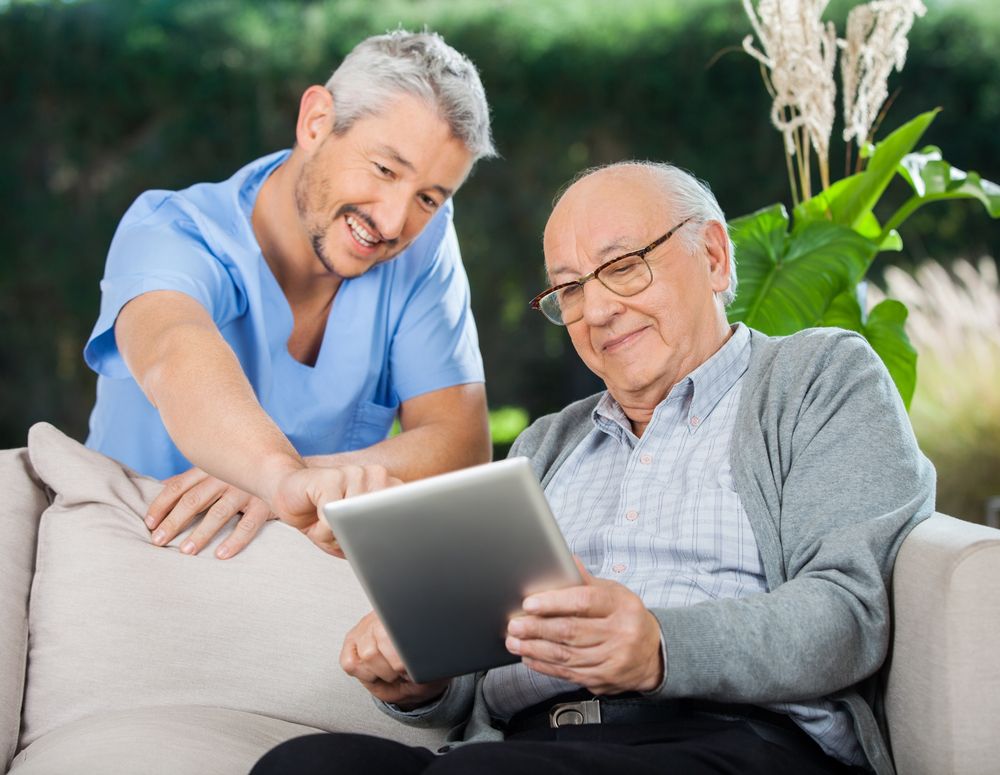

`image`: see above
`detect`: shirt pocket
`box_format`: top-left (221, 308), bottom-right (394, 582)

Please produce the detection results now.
top-left (347, 399), bottom-right (399, 450)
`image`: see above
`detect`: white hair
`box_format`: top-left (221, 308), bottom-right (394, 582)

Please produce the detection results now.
top-left (325, 30), bottom-right (496, 162)
top-left (557, 161), bottom-right (738, 306)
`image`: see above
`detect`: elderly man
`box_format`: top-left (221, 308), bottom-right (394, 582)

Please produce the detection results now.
top-left (83, 31), bottom-right (494, 557)
top-left (254, 162), bottom-right (934, 774)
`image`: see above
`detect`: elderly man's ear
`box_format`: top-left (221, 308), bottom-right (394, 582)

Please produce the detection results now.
top-left (702, 220), bottom-right (732, 294)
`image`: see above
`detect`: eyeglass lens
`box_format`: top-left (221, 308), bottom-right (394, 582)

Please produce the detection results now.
top-left (542, 255), bottom-right (652, 324)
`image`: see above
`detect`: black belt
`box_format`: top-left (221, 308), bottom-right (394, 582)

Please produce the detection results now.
top-left (501, 690), bottom-right (803, 737)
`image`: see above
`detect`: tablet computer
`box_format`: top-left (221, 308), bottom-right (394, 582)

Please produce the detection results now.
top-left (321, 457), bottom-right (581, 683)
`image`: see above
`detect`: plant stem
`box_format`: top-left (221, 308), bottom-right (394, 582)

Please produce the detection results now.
top-left (856, 88), bottom-right (904, 176)
top-left (704, 44), bottom-right (746, 71)
top-left (870, 87), bottom-right (902, 147)
top-left (780, 104), bottom-right (800, 207)
top-left (758, 61), bottom-right (777, 99)
top-left (785, 148), bottom-right (800, 209)
top-left (799, 125), bottom-right (812, 200)
top-left (792, 118), bottom-right (805, 201)
top-left (878, 194), bottom-right (939, 245)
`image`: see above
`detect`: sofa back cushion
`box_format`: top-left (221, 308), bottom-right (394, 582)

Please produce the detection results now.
top-left (0, 447), bottom-right (48, 770)
top-left (19, 423), bottom-right (445, 751)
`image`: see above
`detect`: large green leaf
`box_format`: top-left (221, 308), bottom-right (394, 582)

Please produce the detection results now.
top-left (816, 109), bottom-right (939, 229)
top-left (821, 290), bottom-right (917, 408)
top-left (897, 145), bottom-right (1000, 217)
top-left (794, 177), bottom-right (902, 252)
top-left (729, 204), bottom-right (878, 335)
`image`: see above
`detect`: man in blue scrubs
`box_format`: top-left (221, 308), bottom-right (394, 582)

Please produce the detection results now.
top-left (83, 31), bottom-right (495, 559)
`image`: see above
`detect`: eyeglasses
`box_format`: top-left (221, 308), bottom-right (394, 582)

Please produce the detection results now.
top-left (529, 217), bottom-right (693, 326)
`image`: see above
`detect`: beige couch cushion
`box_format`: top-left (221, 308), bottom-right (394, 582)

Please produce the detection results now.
top-left (886, 513), bottom-right (1000, 775)
top-left (0, 447), bottom-right (48, 771)
top-left (9, 706), bottom-right (325, 775)
top-left (16, 423), bottom-right (445, 761)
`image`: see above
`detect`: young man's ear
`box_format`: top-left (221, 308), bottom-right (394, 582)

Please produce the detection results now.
top-left (295, 85), bottom-right (335, 152)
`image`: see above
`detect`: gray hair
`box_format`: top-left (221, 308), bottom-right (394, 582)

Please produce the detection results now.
top-left (325, 30), bottom-right (496, 162)
top-left (557, 161), bottom-right (738, 306)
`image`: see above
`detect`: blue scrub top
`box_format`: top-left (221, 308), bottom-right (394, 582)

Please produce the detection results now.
top-left (84, 150), bottom-right (484, 480)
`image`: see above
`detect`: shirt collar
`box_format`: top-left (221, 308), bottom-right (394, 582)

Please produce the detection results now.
top-left (591, 322), bottom-right (751, 440)
top-left (685, 322), bottom-right (751, 430)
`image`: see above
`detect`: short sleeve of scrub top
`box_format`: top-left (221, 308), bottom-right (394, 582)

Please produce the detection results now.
top-left (84, 195), bottom-right (245, 379)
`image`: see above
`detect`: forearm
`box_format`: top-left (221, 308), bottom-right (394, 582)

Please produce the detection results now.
top-left (309, 385), bottom-right (491, 481)
top-left (150, 332), bottom-right (302, 493)
top-left (127, 319), bottom-right (303, 500)
top-left (649, 575), bottom-right (887, 704)
top-left (309, 425), bottom-right (484, 481)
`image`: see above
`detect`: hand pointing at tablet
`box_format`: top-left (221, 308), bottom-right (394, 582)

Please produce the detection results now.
top-left (504, 558), bottom-right (665, 695)
top-left (269, 464), bottom-right (402, 557)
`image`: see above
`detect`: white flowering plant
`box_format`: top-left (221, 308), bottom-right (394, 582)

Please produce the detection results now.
top-left (730, 0), bottom-right (999, 407)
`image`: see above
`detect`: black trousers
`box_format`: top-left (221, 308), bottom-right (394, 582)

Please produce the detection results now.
top-left (250, 715), bottom-right (861, 775)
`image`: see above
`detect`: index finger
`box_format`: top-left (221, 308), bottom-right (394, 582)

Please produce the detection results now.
top-left (146, 467), bottom-right (209, 527)
top-left (302, 519), bottom-right (344, 558)
top-left (522, 583), bottom-right (611, 618)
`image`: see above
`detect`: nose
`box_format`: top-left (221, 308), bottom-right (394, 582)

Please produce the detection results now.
top-left (579, 279), bottom-right (624, 327)
top-left (374, 191), bottom-right (411, 242)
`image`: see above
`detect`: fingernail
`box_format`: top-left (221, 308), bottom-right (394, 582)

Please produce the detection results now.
top-left (144, 515), bottom-right (155, 528)
top-left (151, 529), bottom-right (166, 545)
top-left (180, 540), bottom-right (195, 555)
top-left (216, 545), bottom-right (230, 559)
top-left (523, 597), bottom-right (539, 612)
top-left (508, 619), bottom-right (525, 636)
top-left (506, 637), bottom-right (521, 653)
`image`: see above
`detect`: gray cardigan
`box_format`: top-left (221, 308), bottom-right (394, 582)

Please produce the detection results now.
top-left (382, 328), bottom-right (935, 775)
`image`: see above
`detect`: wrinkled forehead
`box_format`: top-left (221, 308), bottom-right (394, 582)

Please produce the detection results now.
top-left (543, 169), bottom-right (674, 279)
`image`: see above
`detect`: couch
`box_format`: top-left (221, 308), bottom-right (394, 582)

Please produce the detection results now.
top-left (2, 424), bottom-right (998, 774)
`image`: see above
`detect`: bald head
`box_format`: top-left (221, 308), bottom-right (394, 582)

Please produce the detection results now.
top-left (548, 162), bottom-right (737, 305)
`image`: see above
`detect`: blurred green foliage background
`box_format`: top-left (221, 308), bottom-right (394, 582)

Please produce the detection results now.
top-left (1, 0), bottom-right (998, 515)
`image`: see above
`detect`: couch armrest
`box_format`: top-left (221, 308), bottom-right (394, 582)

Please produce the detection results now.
top-left (885, 513), bottom-right (1000, 775)
top-left (0, 448), bottom-right (47, 771)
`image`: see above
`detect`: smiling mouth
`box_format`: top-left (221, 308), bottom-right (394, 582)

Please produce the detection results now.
top-left (345, 214), bottom-right (381, 249)
top-left (603, 327), bottom-right (650, 351)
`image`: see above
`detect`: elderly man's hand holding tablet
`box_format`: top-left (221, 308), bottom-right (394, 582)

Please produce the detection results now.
top-left (322, 458), bottom-right (588, 693)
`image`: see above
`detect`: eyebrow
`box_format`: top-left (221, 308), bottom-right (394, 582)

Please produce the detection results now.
top-left (375, 144), bottom-right (454, 199)
top-left (547, 237), bottom-right (635, 281)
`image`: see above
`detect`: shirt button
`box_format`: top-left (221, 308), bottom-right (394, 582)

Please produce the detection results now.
top-left (639, 453), bottom-right (652, 465)
top-left (612, 563), bottom-right (627, 573)
top-left (625, 510), bottom-right (639, 521)
top-left (690, 416), bottom-right (701, 427)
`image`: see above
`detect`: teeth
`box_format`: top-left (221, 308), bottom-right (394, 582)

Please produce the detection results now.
top-left (346, 215), bottom-right (378, 247)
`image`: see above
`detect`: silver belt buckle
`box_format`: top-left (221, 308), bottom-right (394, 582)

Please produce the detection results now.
top-left (549, 698), bottom-right (602, 728)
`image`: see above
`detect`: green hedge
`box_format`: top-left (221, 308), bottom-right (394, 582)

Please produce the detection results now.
top-left (1, 0), bottom-right (997, 449)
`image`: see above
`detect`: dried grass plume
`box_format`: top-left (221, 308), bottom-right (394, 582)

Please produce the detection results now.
top-left (742, 0), bottom-right (838, 195)
top-left (840, 0), bottom-right (928, 148)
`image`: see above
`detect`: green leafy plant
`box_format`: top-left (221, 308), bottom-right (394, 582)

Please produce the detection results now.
top-left (731, 1), bottom-right (999, 407)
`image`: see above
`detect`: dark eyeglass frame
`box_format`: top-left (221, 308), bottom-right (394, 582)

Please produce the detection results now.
top-left (529, 217), bottom-right (693, 326)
